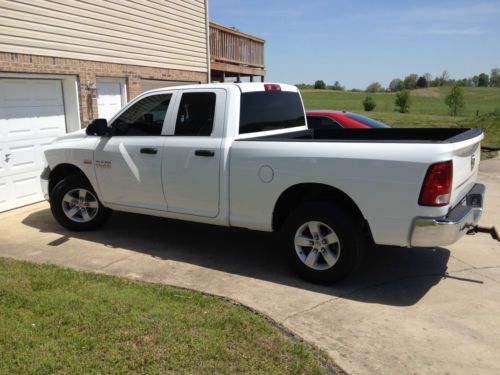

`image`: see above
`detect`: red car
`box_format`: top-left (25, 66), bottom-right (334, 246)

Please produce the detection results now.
top-left (306, 110), bottom-right (390, 129)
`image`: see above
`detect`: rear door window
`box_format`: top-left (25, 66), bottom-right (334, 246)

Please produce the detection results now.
top-left (239, 91), bottom-right (305, 134)
top-left (174, 92), bottom-right (216, 136)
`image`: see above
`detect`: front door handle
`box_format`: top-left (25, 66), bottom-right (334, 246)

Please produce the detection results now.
top-left (140, 148), bottom-right (158, 155)
top-left (194, 150), bottom-right (215, 157)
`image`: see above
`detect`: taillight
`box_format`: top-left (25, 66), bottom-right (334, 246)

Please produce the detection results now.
top-left (264, 84), bottom-right (281, 92)
top-left (419, 160), bottom-right (453, 206)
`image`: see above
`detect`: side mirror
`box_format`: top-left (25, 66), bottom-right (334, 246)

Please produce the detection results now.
top-left (86, 118), bottom-right (110, 136)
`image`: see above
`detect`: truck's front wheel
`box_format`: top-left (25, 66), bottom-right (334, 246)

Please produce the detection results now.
top-left (50, 175), bottom-right (111, 231)
top-left (281, 202), bottom-right (364, 284)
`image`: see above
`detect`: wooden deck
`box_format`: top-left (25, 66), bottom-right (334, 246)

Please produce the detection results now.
top-left (209, 22), bottom-right (265, 82)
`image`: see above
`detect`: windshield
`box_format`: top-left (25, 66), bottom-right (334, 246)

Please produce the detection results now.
top-left (239, 91), bottom-right (306, 134)
top-left (345, 113), bottom-right (390, 128)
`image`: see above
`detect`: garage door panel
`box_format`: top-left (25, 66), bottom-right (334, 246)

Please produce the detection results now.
top-left (0, 179), bottom-right (8, 209)
top-left (0, 78), bottom-right (67, 212)
top-left (0, 107), bottom-right (65, 141)
top-left (12, 174), bottom-right (40, 199)
top-left (1, 137), bottom-right (56, 176)
top-left (0, 172), bottom-right (42, 212)
top-left (0, 79), bottom-right (64, 105)
top-left (9, 144), bottom-right (37, 169)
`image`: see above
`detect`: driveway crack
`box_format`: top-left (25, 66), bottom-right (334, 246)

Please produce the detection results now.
top-left (98, 252), bottom-right (142, 271)
top-left (284, 265), bottom-right (500, 322)
top-left (283, 272), bottom-right (445, 322)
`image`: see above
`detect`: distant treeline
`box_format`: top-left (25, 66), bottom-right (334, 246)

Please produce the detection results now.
top-left (299, 68), bottom-right (500, 93)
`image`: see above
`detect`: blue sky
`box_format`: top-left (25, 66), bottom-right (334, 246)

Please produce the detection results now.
top-left (209, 0), bottom-right (500, 89)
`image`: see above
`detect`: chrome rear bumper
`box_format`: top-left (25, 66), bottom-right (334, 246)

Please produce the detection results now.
top-left (410, 183), bottom-right (485, 247)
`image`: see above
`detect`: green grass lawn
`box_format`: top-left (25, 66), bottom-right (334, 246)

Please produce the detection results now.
top-left (0, 258), bottom-right (334, 374)
top-left (301, 87), bottom-right (500, 149)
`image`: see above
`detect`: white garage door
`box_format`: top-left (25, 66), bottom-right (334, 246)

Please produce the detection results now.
top-left (0, 79), bottom-right (67, 212)
top-left (97, 77), bottom-right (126, 121)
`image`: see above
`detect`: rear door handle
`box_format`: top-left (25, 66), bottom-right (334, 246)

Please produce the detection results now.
top-left (140, 148), bottom-right (158, 155)
top-left (194, 150), bottom-right (215, 157)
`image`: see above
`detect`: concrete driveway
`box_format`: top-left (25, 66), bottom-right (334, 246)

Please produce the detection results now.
top-left (1, 158), bottom-right (499, 375)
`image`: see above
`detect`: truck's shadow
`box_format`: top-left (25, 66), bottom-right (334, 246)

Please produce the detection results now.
top-left (23, 209), bottom-right (453, 307)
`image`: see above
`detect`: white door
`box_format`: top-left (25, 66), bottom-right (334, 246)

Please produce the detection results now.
top-left (94, 93), bottom-right (173, 211)
top-left (0, 79), bottom-right (66, 212)
top-left (163, 90), bottom-right (225, 218)
top-left (97, 78), bottom-right (126, 121)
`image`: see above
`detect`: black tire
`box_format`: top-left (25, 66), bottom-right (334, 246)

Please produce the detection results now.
top-left (281, 201), bottom-right (365, 284)
top-left (50, 174), bottom-right (111, 231)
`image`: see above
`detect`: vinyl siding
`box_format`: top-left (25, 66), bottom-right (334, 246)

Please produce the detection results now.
top-left (0, 0), bottom-right (208, 73)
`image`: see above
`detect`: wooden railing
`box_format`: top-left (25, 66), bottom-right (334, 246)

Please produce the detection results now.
top-left (209, 22), bottom-right (265, 69)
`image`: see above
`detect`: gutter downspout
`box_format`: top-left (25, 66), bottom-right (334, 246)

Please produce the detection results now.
top-left (205, 0), bottom-right (211, 83)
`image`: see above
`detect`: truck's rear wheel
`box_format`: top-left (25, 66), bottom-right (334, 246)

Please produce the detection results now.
top-left (281, 202), bottom-right (364, 284)
top-left (50, 175), bottom-right (111, 231)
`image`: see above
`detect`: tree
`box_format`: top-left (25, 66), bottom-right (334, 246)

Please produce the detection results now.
top-left (490, 68), bottom-right (500, 87)
top-left (362, 96), bottom-right (376, 111)
top-left (389, 78), bottom-right (403, 92)
top-left (394, 90), bottom-right (411, 113)
top-left (430, 71), bottom-right (450, 87)
top-left (314, 80), bottom-right (326, 89)
top-left (472, 75), bottom-right (480, 87)
top-left (430, 77), bottom-right (442, 87)
top-left (445, 85), bottom-right (465, 116)
top-left (478, 73), bottom-right (489, 87)
top-left (424, 72), bottom-right (432, 82)
top-left (416, 76), bottom-right (428, 88)
top-left (327, 81), bottom-right (345, 91)
top-left (403, 74), bottom-right (418, 90)
top-left (456, 78), bottom-right (473, 87)
top-left (366, 82), bottom-right (382, 93)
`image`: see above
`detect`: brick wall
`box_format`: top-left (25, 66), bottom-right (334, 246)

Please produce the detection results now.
top-left (0, 52), bottom-right (207, 127)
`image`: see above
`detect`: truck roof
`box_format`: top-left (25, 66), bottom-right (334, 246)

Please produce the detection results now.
top-left (143, 82), bottom-right (299, 95)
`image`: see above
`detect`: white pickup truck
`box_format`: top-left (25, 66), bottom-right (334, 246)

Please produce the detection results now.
top-left (41, 83), bottom-right (485, 283)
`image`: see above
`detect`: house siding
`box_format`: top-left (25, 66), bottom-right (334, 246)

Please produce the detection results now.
top-left (0, 52), bottom-right (206, 126)
top-left (0, 0), bottom-right (209, 73)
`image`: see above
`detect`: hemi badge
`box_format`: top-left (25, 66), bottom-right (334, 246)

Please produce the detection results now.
top-left (83, 160), bottom-right (92, 165)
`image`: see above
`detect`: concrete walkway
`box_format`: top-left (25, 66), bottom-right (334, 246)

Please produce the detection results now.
top-left (1, 158), bottom-right (499, 374)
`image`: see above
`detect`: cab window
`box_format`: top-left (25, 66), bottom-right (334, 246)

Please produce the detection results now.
top-left (239, 91), bottom-right (305, 134)
top-left (112, 94), bottom-right (171, 136)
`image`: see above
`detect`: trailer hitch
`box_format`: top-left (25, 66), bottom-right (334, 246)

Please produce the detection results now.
top-left (467, 225), bottom-right (500, 242)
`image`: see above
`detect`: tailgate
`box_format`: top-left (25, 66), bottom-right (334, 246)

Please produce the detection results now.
top-left (450, 134), bottom-right (483, 206)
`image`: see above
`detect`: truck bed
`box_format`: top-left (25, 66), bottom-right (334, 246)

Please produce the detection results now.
top-left (239, 127), bottom-right (482, 144)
